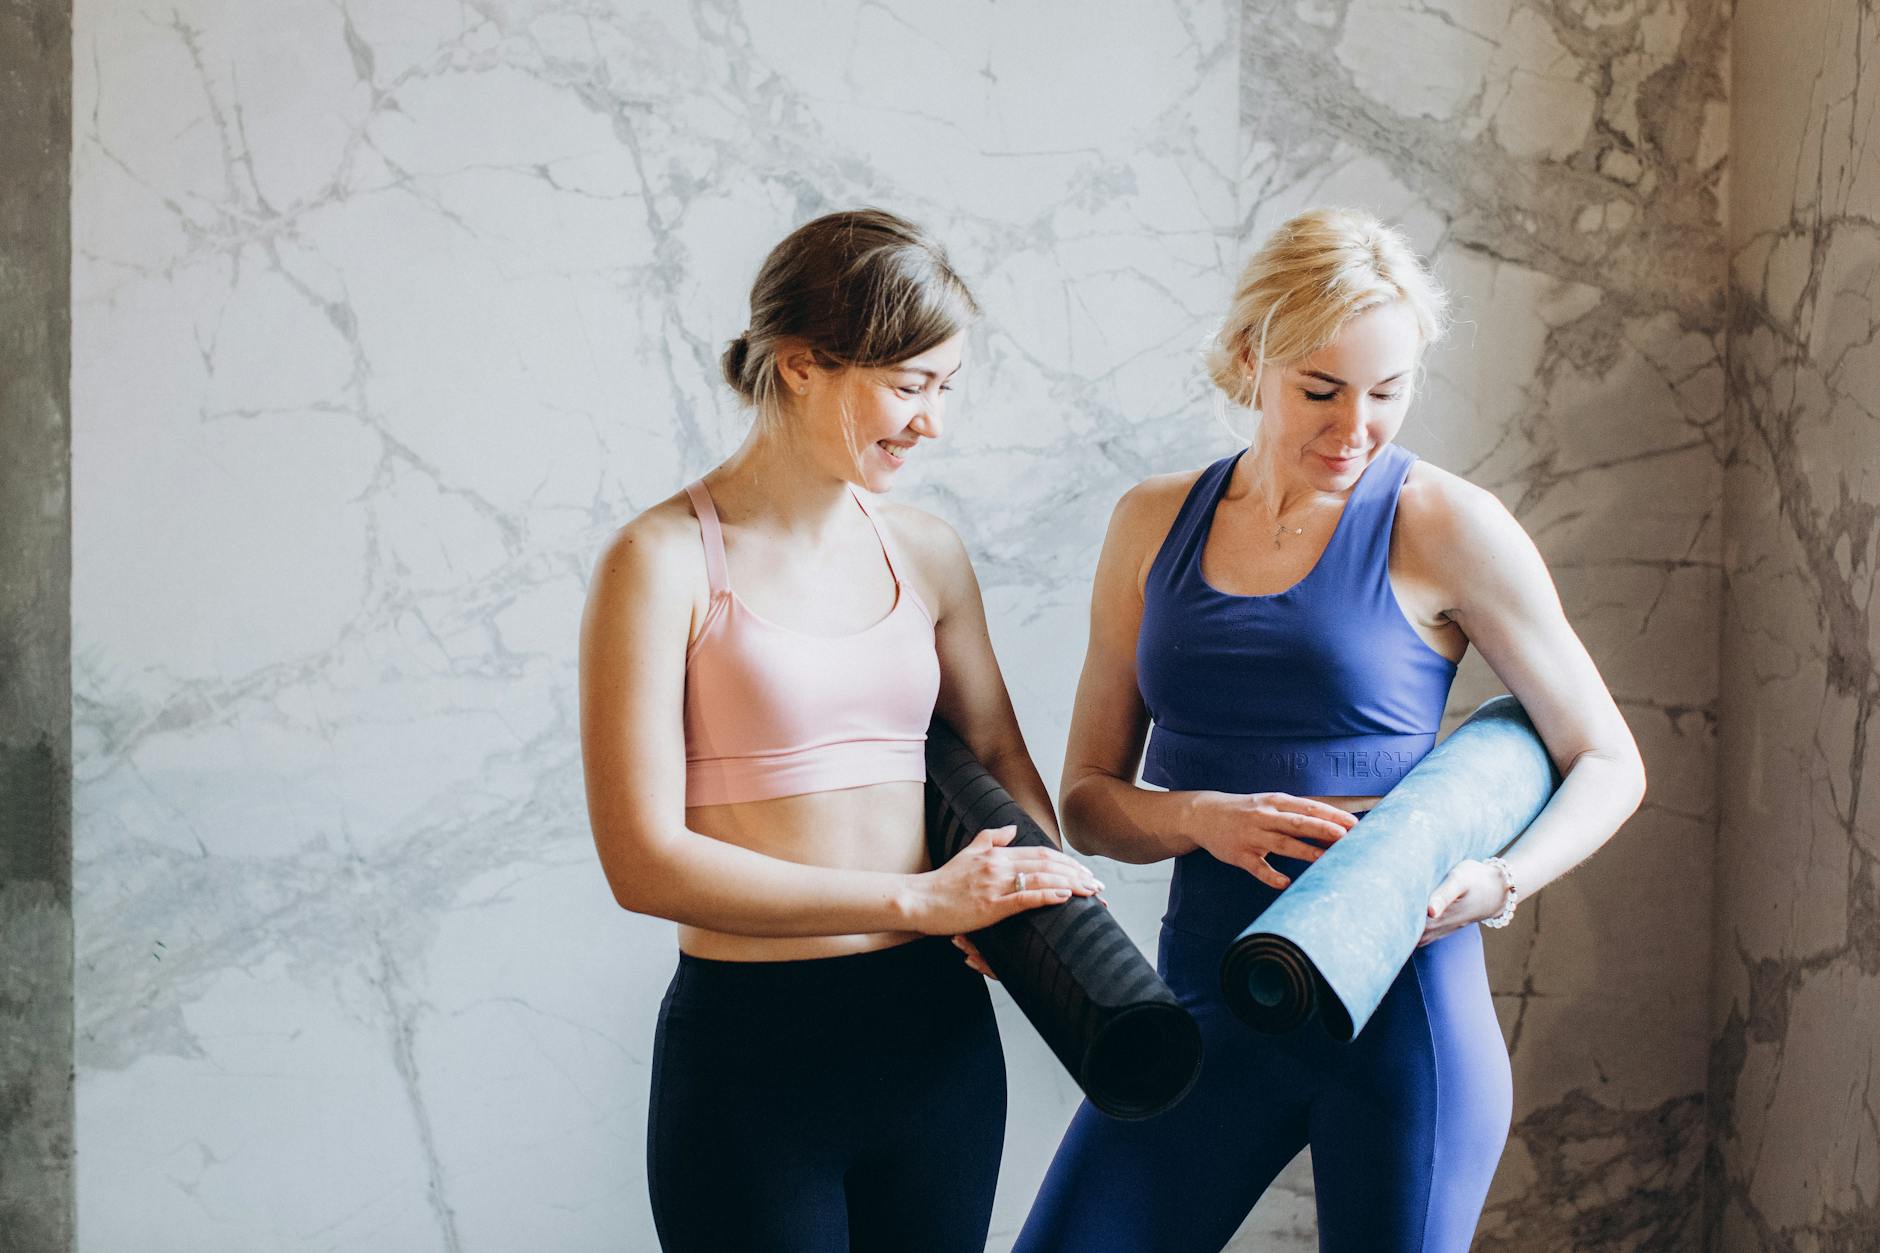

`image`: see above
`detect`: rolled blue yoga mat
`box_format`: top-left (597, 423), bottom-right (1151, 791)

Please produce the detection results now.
top-left (1219, 696), bottom-right (1560, 1041)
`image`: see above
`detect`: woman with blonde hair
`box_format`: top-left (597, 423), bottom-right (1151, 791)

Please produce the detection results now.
top-left (580, 208), bottom-right (1101, 1252)
top-left (1013, 207), bottom-right (1644, 1252)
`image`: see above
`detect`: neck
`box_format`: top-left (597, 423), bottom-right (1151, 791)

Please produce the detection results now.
top-left (1236, 430), bottom-right (1328, 519)
top-left (708, 420), bottom-right (859, 539)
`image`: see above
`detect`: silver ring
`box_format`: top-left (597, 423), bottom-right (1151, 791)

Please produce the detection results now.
top-left (1014, 871), bottom-right (1029, 893)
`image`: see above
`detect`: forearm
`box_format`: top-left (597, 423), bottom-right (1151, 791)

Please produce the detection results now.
top-left (982, 745), bottom-right (1063, 845)
top-left (606, 827), bottom-right (924, 937)
top-left (1060, 770), bottom-right (1206, 863)
top-left (1493, 748), bottom-right (1646, 897)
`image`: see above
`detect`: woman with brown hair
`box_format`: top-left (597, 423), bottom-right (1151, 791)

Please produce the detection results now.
top-left (579, 208), bottom-right (1100, 1252)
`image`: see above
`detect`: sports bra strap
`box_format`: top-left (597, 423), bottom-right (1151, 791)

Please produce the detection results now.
top-left (849, 489), bottom-right (907, 585)
top-left (684, 480), bottom-right (731, 595)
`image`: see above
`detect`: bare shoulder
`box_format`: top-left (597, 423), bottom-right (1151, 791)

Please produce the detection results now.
top-left (875, 499), bottom-right (975, 621)
top-left (1112, 467), bottom-right (1205, 541)
top-left (1396, 458), bottom-right (1549, 613)
top-left (876, 499), bottom-right (969, 570)
top-left (1103, 468), bottom-right (1209, 590)
top-left (1396, 458), bottom-right (1527, 554)
top-left (588, 489), bottom-right (709, 608)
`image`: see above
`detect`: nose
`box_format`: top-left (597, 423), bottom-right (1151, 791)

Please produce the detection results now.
top-left (1326, 397), bottom-right (1366, 449)
top-left (911, 397), bottom-right (944, 441)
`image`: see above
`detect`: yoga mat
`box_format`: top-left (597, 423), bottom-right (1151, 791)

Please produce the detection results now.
top-left (1219, 696), bottom-right (1559, 1041)
top-left (925, 720), bottom-right (1202, 1120)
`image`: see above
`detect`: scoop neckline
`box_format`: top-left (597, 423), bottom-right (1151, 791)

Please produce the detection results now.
top-left (695, 480), bottom-right (917, 639)
top-left (725, 580), bottom-right (911, 640)
top-left (1190, 446), bottom-right (1385, 601)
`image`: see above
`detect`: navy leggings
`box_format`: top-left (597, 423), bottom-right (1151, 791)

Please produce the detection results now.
top-left (647, 935), bottom-right (1005, 1252)
top-left (1015, 851), bottom-right (1512, 1253)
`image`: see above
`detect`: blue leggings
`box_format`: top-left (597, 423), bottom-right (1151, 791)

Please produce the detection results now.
top-left (648, 936), bottom-right (1005, 1252)
top-left (1015, 853), bottom-right (1512, 1253)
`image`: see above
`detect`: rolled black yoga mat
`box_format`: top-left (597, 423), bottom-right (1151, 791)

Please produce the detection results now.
top-left (1220, 696), bottom-right (1560, 1041)
top-left (924, 720), bottom-right (1202, 1120)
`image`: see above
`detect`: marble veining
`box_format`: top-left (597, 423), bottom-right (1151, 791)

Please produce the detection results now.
top-left (72, 0), bottom-right (1742, 1248)
top-left (1712, 2), bottom-right (1880, 1249)
top-left (73, 2), bottom-right (1241, 1249)
top-left (1230, 0), bottom-right (1726, 1247)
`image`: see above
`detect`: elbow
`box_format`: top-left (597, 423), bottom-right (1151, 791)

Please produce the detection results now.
top-left (603, 868), bottom-right (666, 918)
top-left (594, 832), bottom-right (682, 920)
top-left (608, 880), bottom-right (660, 918)
top-left (1564, 743), bottom-right (1648, 815)
top-left (1612, 736), bottom-right (1648, 812)
top-left (1057, 775), bottom-right (1109, 857)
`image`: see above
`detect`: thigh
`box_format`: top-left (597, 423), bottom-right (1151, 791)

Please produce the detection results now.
top-left (1309, 926), bottom-right (1512, 1253)
top-left (647, 965), bottom-right (852, 1253)
top-left (846, 974), bottom-right (1007, 1253)
top-left (1013, 929), bottom-right (1316, 1253)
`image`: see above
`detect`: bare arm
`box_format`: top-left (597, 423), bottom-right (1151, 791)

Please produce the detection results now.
top-left (1409, 471), bottom-right (1647, 935)
top-left (578, 509), bottom-right (1083, 938)
top-left (1058, 480), bottom-right (1200, 863)
top-left (894, 505), bottom-right (1061, 843)
top-left (1059, 481), bottom-right (1355, 881)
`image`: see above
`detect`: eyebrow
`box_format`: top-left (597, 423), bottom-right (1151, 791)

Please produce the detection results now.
top-left (1300, 368), bottom-right (1410, 386)
top-left (894, 365), bottom-right (963, 380)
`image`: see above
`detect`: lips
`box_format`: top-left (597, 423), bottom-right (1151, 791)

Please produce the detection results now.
top-left (877, 440), bottom-right (913, 465)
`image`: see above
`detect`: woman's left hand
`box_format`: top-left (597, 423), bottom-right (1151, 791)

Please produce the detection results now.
top-left (1419, 859), bottom-right (1511, 946)
top-left (952, 934), bottom-right (997, 979)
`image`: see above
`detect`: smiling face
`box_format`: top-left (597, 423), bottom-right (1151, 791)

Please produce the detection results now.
top-left (794, 333), bottom-right (965, 493)
top-left (1253, 299), bottom-right (1422, 489)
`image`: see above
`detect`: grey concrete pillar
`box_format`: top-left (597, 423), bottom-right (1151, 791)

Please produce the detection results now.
top-left (0, 2), bottom-right (74, 1250)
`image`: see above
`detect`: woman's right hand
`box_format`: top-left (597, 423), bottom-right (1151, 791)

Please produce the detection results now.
top-left (907, 824), bottom-right (1104, 935)
top-left (1187, 791), bottom-right (1357, 889)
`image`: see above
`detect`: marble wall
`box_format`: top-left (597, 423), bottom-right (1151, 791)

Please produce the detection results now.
top-left (70, 0), bottom-right (1726, 1250)
top-left (1711, 1), bottom-right (1880, 1249)
top-left (70, 2), bottom-right (1240, 1250)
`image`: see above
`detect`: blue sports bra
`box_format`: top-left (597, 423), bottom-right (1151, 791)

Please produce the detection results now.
top-left (1136, 442), bottom-right (1458, 800)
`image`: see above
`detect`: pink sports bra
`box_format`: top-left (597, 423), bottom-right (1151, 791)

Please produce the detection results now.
top-left (681, 479), bottom-right (942, 806)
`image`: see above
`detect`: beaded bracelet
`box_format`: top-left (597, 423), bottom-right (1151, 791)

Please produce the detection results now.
top-left (1480, 856), bottom-right (1519, 929)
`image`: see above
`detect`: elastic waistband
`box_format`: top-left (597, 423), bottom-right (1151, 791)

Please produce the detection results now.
top-left (674, 935), bottom-right (963, 999)
top-left (1161, 811), bottom-right (1372, 942)
top-left (1162, 848), bottom-right (1305, 942)
top-left (1143, 727), bottom-right (1435, 797)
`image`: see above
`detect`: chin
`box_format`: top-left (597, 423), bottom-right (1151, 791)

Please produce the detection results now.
top-left (857, 442), bottom-right (913, 491)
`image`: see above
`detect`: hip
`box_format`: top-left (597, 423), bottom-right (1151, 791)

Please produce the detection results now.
top-left (655, 934), bottom-right (995, 1061)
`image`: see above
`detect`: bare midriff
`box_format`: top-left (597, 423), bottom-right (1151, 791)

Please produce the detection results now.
top-left (680, 779), bottom-right (932, 961)
top-left (1308, 795), bottom-right (1384, 813)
